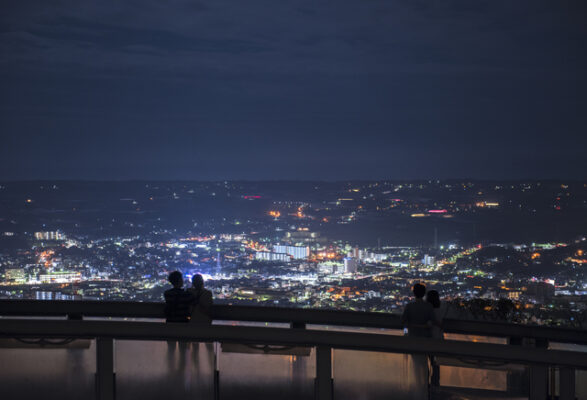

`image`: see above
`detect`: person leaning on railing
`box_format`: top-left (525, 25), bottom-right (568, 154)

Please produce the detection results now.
top-left (402, 283), bottom-right (436, 400)
top-left (401, 283), bottom-right (435, 337)
top-left (426, 289), bottom-right (444, 387)
top-left (163, 271), bottom-right (196, 323)
top-left (187, 274), bottom-right (213, 324)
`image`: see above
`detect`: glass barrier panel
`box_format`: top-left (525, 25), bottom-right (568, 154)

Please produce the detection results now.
top-left (0, 338), bottom-right (96, 400)
top-left (333, 349), bottom-right (429, 400)
top-left (115, 340), bottom-right (215, 400)
top-left (549, 342), bottom-right (587, 399)
top-left (213, 320), bottom-right (291, 329)
top-left (307, 324), bottom-right (403, 336)
top-left (217, 345), bottom-right (315, 400)
top-left (443, 333), bottom-right (507, 344)
top-left (438, 364), bottom-right (508, 391)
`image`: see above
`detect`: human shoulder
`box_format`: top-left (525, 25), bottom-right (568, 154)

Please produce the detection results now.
top-left (186, 288), bottom-right (199, 299)
top-left (181, 289), bottom-right (196, 300)
top-left (402, 301), bottom-right (414, 319)
top-left (404, 301), bottom-right (416, 309)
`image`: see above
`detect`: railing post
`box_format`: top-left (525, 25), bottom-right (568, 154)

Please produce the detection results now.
top-left (315, 346), bottom-right (333, 400)
top-left (291, 321), bottom-right (306, 329)
top-left (559, 367), bottom-right (575, 400)
top-left (214, 342), bottom-right (220, 400)
top-left (96, 337), bottom-right (115, 400)
top-left (529, 337), bottom-right (549, 400)
top-left (529, 364), bottom-right (548, 400)
top-left (507, 336), bottom-right (525, 395)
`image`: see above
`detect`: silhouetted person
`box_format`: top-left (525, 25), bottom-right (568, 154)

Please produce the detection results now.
top-left (426, 289), bottom-right (444, 387)
top-left (402, 283), bottom-right (434, 337)
top-left (402, 283), bottom-right (435, 400)
top-left (164, 270), bottom-right (193, 379)
top-left (187, 274), bottom-right (213, 324)
top-left (164, 271), bottom-right (195, 323)
top-left (426, 290), bottom-right (444, 339)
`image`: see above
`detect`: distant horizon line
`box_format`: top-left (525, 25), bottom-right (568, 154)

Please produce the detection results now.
top-left (1, 178), bottom-right (586, 183)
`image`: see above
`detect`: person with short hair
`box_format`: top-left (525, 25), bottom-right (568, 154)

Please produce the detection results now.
top-left (163, 271), bottom-right (195, 323)
top-left (187, 274), bottom-right (213, 324)
top-left (402, 283), bottom-right (435, 400)
top-left (401, 283), bottom-right (435, 337)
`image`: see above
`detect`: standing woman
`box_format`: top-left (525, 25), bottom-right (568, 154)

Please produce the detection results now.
top-left (426, 290), bottom-right (443, 338)
top-left (188, 274), bottom-right (213, 324)
top-left (426, 290), bottom-right (444, 387)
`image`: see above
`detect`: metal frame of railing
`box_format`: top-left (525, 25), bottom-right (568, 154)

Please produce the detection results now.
top-left (2, 300), bottom-right (586, 344)
top-left (1, 300), bottom-right (586, 400)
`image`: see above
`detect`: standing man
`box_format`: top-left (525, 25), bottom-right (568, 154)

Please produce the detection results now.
top-left (402, 283), bottom-right (435, 337)
top-left (164, 271), bottom-right (195, 323)
top-left (188, 274), bottom-right (213, 324)
top-left (402, 283), bottom-right (435, 400)
top-left (163, 271), bottom-right (194, 380)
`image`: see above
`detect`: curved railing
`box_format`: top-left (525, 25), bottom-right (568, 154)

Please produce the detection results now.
top-left (0, 300), bottom-right (586, 400)
top-left (1, 299), bottom-right (586, 344)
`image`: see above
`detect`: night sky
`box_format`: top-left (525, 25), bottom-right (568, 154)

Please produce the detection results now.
top-left (1, 1), bottom-right (586, 180)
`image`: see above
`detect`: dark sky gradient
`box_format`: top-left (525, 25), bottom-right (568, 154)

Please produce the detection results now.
top-left (1, 1), bottom-right (586, 180)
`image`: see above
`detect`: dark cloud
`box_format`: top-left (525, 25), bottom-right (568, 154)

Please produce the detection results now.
top-left (0, 0), bottom-right (586, 180)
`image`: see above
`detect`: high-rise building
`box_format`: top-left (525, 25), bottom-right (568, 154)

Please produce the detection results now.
top-left (422, 254), bottom-right (435, 266)
top-left (34, 231), bottom-right (65, 241)
top-left (343, 257), bottom-right (357, 273)
top-left (284, 231), bottom-right (327, 244)
top-left (273, 245), bottom-right (310, 260)
top-left (5, 268), bottom-right (25, 283)
top-left (527, 282), bottom-right (555, 303)
top-left (39, 271), bottom-right (81, 283)
top-left (255, 252), bottom-right (291, 262)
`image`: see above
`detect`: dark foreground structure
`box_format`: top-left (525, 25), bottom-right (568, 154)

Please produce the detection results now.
top-left (0, 300), bottom-right (586, 400)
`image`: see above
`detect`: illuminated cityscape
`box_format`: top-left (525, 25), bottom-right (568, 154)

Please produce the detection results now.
top-left (1, 180), bottom-right (585, 328)
top-left (1, 1), bottom-right (586, 399)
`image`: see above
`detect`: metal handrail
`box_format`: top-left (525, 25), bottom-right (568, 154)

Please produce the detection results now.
top-left (1, 318), bottom-right (586, 369)
top-left (1, 300), bottom-right (586, 344)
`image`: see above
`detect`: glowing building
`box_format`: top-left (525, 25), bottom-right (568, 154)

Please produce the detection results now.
top-left (273, 245), bottom-right (310, 260)
top-left (34, 231), bottom-right (65, 241)
top-left (343, 257), bottom-right (357, 273)
top-left (255, 252), bottom-right (291, 262)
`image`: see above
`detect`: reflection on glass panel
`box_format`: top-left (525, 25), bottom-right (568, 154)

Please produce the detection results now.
top-left (575, 369), bottom-right (585, 398)
top-left (440, 333), bottom-right (512, 392)
top-left (218, 346), bottom-right (315, 400)
top-left (439, 365), bottom-right (508, 391)
top-left (307, 324), bottom-right (403, 336)
top-left (115, 340), bottom-right (214, 400)
top-left (0, 339), bottom-right (95, 400)
top-left (443, 333), bottom-right (507, 344)
top-left (549, 342), bottom-right (587, 399)
top-left (213, 321), bottom-right (291, 329)
top-left (333, 349), bottom-right (429, 400)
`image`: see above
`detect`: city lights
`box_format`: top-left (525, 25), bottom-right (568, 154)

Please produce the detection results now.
top-left (0, 180), bottom-right (585, 327)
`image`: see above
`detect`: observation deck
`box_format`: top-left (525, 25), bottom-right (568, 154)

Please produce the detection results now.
top-left (1, 300), bottom-right (586, 400)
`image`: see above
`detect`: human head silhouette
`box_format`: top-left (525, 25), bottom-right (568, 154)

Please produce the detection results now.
top-left (192, 274), bottom-right (204, 290)
top-left (168, 271), bottom-right (183, 288)
top-left (426, 290), bottom-right (440, 308)
top-left (412, 283), bottom-right (426, 299)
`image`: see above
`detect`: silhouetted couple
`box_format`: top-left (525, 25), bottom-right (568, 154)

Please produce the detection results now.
top-left (164, 271), bottom-right (215, 388)
top-left (402, 283), bottom-right (444, 396)
top-left (401, 283), bottom-right (442, 338)
top-left (164, 271), bottom-right (213, 323)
